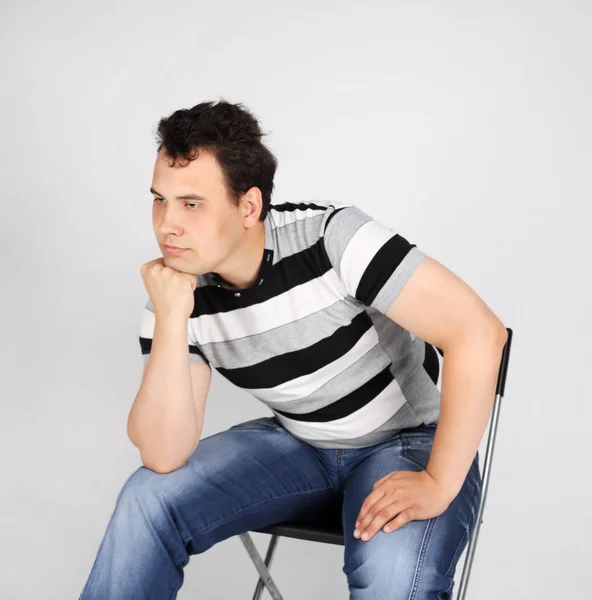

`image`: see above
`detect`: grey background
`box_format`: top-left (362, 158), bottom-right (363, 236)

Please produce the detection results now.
top-left (1, 1), bottom-right (590, 598)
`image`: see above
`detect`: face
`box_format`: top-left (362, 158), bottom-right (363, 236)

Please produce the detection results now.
top-left (150, 147), bottom-right (248, 276)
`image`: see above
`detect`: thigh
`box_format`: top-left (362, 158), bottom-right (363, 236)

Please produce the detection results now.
top-left (119, 416), bottom-right (340, 557)
top-left (341, 424), bottom-right (482, 600)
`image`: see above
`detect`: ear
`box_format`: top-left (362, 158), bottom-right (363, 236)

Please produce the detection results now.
top-left (241, 186), bottom-right (263, 224)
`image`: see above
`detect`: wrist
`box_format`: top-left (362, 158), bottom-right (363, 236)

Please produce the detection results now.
top-left (154, 312), bottom-right (189, 331)
top-left (425, 469), bottom-right (461, 504)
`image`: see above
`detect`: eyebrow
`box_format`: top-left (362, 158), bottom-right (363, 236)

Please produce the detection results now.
top-left (150, 187), bottom-right (208, 202)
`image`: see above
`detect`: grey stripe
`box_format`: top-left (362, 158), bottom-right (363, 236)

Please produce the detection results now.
top-left (272, 211), bottom-right (327, 262)
top-left (373, 247), bottom-right (427, 313)
top-left (198, 299), bottom-right (364, 369)
top-left (320, 205), bottom-right (373, 282)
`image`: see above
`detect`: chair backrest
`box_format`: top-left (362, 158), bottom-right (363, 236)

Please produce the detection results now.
top-left (455, 327), bottom-right (513, 599)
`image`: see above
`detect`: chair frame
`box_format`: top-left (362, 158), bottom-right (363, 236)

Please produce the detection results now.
top-left (239, 328), bottom-right (513, 600)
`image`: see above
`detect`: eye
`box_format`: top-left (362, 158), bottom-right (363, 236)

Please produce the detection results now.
top-left (153, 197), bottom-right (200, 209)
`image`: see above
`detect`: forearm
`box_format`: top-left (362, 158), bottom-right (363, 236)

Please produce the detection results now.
top-left (426, 325), bottom-right (507, 501)
top-left (128, 316), bottom-right (200, 472)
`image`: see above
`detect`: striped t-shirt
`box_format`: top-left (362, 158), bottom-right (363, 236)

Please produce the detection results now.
top-left (139, 201), bottom-right (443, 449)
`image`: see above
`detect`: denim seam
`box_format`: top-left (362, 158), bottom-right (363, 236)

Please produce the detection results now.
top-left (459, 462), bottom-right (481, 523)
top-left (437, 575), bottom-right (455, 600)
top-left (407, 517), bottom-right (436, 600)
top-left (230, 419), bottom-right (280, 432)
top-left (336, 449), bottom-right (347, 488)
top-left (444, 524), bottom-right (469, 579)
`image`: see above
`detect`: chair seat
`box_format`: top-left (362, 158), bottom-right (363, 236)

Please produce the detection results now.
top-left (253, 518), bottom-right (345, 546)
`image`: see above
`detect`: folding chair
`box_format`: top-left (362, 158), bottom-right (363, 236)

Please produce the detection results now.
top-left (239, 328), bottom-right (513, 600)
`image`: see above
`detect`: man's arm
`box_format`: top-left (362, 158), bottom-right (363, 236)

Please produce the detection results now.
top-left (129, 315), bottom-right (210, 473)
top-left (385, 255), bottom-right (507, 500)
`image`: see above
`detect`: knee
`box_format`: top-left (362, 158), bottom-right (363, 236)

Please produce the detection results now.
top-left (113, 465), bottom-right (181, 525)
top-left (102, 466), bottom-right (195, 570)
top-left (344, 537), bottom-right (417, 598)
top-left (344, 522), bottom-right (454, 599)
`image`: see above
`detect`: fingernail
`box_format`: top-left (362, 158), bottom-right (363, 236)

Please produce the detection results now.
top-left (362, 532), bottom-right (369, 540)
top-left (354, 529), bottom-right (360, 537)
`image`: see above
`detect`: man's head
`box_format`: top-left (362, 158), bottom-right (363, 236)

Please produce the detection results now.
top-left (150, 99), bottom-right (278, 278)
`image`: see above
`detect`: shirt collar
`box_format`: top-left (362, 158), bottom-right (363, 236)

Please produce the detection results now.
top-left (210, 211), bottom-right (274, 291)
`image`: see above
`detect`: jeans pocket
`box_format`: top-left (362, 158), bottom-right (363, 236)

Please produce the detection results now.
top-left (401, 436), bottom-right (433, 470)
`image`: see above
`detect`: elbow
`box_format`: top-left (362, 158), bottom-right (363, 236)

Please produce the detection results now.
top-left (140, 441), bottom-right (199, 474)
top-left (470, 318), bottom-right (508, 347)
top-left (141, 455), bottom-right (186, 474)
top-left (491, 320), bottom-right (508, 346)
top-left (142, 460), bottom-right (180, 474)
top-left (443, 319), bottom-right (507, 353)
top-left (478, 322), bottom-right (508, 354)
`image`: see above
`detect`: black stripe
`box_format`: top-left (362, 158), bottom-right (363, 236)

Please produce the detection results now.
top-left (190, 345), bottom-right (210, 363)
top-left (193, 238), bottom-right (332, 316)
top-left (273, 201), bottom-right (331, 213)
top-left (139, 336), bottom-right (151, 354)
top-left (423, 341), bottom-right (439, 385)
top-left (356, 234), bottom-right (417, 306)
top-left (139, 337), bottom-right (209, 364)
top-left (216, 309), bottom-right (374, 389)
top-left (274, 364), bottom-right (395, 422)
top-left (321, 205), bottom-right (349, 235)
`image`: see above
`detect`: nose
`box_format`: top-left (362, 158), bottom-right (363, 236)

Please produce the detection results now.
top-left (156, 205), bottom-right (183, 235)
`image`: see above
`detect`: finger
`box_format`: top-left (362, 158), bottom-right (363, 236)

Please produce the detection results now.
top-left (356, 494), bottom-right (395, 533)
top-left (355, 488), bottom-right (386, 530)
top-left (145, 257), bottom-right (165, 269)
top-left (359, 500), bottom-right (410, 541)
top-left (382, 508), bottom-right (415, 534)
top-left (357, 484), bottom-right (409, 530)
top-left (370, 470), bottom-right (412, 495)
top-left (371, 472), bottom-right (393, 490)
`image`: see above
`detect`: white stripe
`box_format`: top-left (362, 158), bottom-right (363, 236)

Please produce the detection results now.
top-left (139, 307), bottom-right (155, 339)
top-left (190, 269), bottom-right (347, 344)
top-left (140, 306), bottom-right (195, 347)
top-left (246, 326), bottom-right (380, 402)
top-left (339, 220), bottom-right (395, 297)
top-left (274, 378), bottom-right (406, 441)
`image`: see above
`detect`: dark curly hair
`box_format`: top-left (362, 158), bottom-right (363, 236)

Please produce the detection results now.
top-left (154, 98), bottom-right (278, 221)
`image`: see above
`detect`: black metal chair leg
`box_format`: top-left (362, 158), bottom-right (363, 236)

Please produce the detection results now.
top-left (239, 532), bottom-right (284, 600)
top-left (252, 534), bottom-right (281, 600)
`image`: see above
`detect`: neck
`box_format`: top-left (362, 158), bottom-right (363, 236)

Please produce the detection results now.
top-left (214, 220), bottom-right (266, 290)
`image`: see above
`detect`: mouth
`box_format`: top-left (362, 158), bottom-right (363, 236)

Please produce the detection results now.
top-left (163, 245), bottom-right (189, 254)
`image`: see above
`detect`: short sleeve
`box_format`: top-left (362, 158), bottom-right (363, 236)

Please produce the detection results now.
top-left (138, 297), bottom-right (210, 366)
top-left (321, 203), bottom-right (427, 313)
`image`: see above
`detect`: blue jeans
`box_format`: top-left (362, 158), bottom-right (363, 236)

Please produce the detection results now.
top-left (79, 417), bottom-right (482, 599)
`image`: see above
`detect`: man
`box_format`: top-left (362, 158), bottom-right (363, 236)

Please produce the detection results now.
top-left (79, 99), bottom-right (507, 599)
